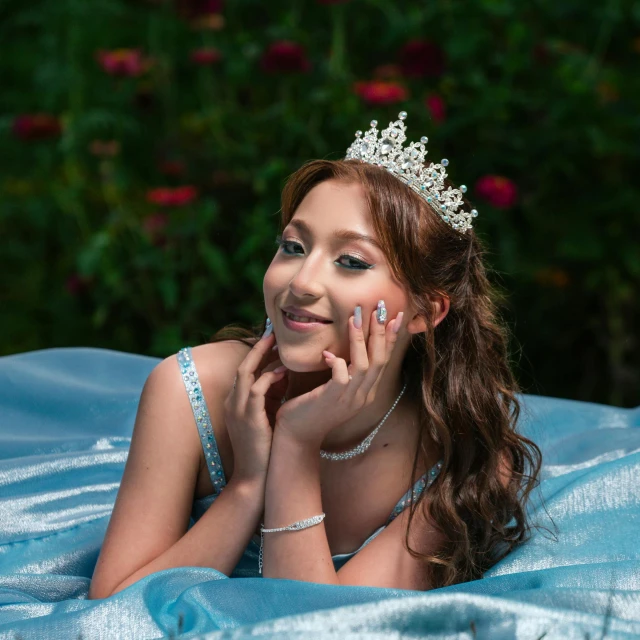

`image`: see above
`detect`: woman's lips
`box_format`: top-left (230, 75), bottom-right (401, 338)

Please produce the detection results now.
top-left (281, 309), bottom-right (332, 332)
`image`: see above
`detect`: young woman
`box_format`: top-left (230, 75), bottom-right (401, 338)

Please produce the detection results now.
top-left (88, 112), bottom-right (542, 598)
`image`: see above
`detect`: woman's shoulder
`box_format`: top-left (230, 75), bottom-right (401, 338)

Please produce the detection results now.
top-left (183, 339), bottom-right (258, 392)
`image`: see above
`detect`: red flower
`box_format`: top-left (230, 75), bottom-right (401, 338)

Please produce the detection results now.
top-left (398, 40), bottom-right (446, 78)
top-left (12, 114), bottom-right (62, 141)
top-left (190, 47), bottom-right (222, 65)
top-left (97, 49), bottom-right (153, 77)
top-left (146, 185), bottom-right (198, 207)
top-left (353, 80), bottom-right (408, 105)
top-left (475, 175), bottom-right (518, 209)
top-left (425, 94), bottom-right (446, 124)
top-left (260, 41), bottom-right (311, 73)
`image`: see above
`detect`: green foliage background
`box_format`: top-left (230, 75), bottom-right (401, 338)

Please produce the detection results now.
top-left (1, 0), bottom-right (638, 407)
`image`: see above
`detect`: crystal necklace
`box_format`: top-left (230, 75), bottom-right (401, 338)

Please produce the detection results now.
top-left (280, 375), bottom-right (408, 461)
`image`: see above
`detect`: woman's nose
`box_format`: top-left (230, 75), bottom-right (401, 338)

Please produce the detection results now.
top-left (288, 255), bottom-right (326, 298)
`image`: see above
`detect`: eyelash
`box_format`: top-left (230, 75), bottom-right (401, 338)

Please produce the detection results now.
top-left (274, 235), bottom-right (374, 271)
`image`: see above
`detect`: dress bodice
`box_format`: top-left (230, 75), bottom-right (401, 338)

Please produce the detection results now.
top-left (177, 346), bottom-right (443, 577)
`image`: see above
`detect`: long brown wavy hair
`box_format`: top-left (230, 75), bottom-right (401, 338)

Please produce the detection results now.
top-left (210, 158), bottom-right (551, 588)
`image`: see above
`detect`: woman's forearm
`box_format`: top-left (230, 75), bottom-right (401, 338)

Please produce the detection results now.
top-left (262, 430), bottom-right (340, 584)
top-left (105, 477), bottom-right (264, 597)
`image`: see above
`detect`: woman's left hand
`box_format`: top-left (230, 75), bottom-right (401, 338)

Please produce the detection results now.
top-left (274, 307), bottom-right (404, 448)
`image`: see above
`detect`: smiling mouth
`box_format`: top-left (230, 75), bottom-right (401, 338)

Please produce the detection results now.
top-left (282, 310), bottom-right (332, 324)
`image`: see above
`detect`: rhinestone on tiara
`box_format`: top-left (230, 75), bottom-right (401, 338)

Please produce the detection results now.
top-left (345, 111), bottom-right (478, 233)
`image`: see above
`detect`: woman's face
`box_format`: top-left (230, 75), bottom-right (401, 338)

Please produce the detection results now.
top-left (263, 179), bottom-right (411, 372)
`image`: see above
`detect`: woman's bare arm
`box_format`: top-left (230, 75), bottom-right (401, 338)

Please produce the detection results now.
top-left (88, 342), bottom-right (259, 599)
top-left (102, 475), bottom-right (264, 597)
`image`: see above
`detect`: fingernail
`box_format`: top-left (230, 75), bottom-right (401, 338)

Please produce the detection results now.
top-left (354, 305), bottom-right (362, 329)
top-left (272, 344), bottom-right (279, 351)
top-left (273, 364), bottom-right (287, 373)
top-left (376, 300), bottom-right (387, 324)
top-left (261, 318), bottom-right (273, 340)
top-left (392, 312), bottom-right (403, 334)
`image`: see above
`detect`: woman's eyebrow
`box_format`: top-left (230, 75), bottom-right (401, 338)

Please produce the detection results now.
top-left (286, 218), bottom-right (383, 251)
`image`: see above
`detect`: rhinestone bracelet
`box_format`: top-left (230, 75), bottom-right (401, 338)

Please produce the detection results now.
top-left (258, 513), bottom-right (326, 574)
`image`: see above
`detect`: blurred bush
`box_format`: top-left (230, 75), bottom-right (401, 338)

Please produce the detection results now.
top-left (0, 0), bottom-right (638, 406)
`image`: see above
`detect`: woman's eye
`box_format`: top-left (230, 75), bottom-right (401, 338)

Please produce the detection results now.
top-left (274, 236), bottom-right (372, 271)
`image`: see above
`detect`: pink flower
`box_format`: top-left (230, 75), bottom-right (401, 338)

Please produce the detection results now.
top-left (398, 40), bottom-right (446, 78)
top-left (260, 41), bottom-right (311, 73)
top-left (425, 94), bottom-right (446, 124)
top-left (146, 185), bottom-right (198, 207)
top-left (475, 175), bottom-right (518, 209)
top-left (190, 47), bottom-right (222, 65)
top-left (353, 80), bottom-right (409, 105)
top-left (12, 114), bottom-right (62, 141)
top-left (96, 49), bottom-right (153, 77)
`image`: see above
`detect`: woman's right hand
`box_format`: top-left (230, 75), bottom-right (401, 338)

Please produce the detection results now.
top-left (223, 328), bottom-right (288, 485)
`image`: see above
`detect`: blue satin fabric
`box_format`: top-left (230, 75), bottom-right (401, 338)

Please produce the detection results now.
top-left (0, 347), bottom-right (639, 639)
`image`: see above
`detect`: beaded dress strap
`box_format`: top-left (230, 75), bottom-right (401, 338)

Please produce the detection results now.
top-left (387, 459), bottom-right (443, 524)
top-left (176, 347), bottom-right (227, 496)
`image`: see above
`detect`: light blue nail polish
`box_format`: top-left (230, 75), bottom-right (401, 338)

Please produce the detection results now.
top-left (376, 300), bottom-right (387, 324)
top-left (261, 317), bottom-right (273, 339)
top-left (354, 305), bottom-right (362, 329)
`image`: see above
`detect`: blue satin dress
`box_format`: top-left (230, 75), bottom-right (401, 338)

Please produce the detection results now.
top-left (1, 346), bottom-right (639, 639)
top-left (177, 346), bottom-right (444, 576)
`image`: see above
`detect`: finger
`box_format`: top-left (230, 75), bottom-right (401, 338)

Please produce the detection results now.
top-left (347, 305), bottom-right (369, 381)
top-left (367, 311), bottom-right (403, 400)
top-left (362, 302), bottom-right (389, 391)
top-left (246, 367), bottom-right (288, 416)
top-left (235, 325), bottom-right (276, 396)
top-left (258, 358), bottom-right (283, 377)
top-left (385, 311), bottom-right (403, 361)
top-left (323, 351), bottom-right (350, 386)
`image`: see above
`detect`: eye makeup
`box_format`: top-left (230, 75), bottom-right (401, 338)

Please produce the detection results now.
top-left (274, 235), bottom-right (375, 271)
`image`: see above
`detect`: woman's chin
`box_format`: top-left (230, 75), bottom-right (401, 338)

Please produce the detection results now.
top-left (276, 353), bottom-right (331, 373)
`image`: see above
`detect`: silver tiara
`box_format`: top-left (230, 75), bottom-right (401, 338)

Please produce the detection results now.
top-left (345, 111), bottom-right (478, 233)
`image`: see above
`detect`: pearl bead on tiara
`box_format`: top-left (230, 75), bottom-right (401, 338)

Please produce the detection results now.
top-left (344, 111), bottom-right (479, 233)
